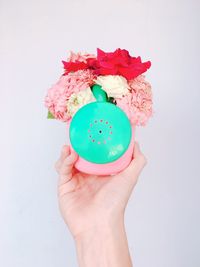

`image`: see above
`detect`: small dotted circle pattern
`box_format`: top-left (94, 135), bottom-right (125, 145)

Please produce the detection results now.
top-left (88, 119), bottom-right (113, 145)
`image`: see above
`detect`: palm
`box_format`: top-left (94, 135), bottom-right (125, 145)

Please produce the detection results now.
top-left (58, 171), bottom-right (125, 237)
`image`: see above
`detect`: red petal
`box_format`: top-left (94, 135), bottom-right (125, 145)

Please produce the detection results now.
top-left (62, 61), bottom-right (88, 73)
top-left (97, 48), bottom-right (107, 59)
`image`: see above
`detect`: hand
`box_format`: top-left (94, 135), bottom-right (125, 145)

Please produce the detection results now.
top-left (55, 142), bottom-right (147, 240)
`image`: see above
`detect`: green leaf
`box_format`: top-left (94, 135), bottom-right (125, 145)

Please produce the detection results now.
top-left (47, 111), bottom-right (55, 119)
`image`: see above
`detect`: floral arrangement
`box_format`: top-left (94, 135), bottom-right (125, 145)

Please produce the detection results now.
top-left (44, 48), bottom-right (153, 126)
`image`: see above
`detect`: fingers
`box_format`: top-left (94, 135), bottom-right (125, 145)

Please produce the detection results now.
top-left (55, 145), bottom-right (70, 172)
top-left (55, 145), bottom-right (79, 187)
top-left (58, 177), bottom-right (79, 196)
top-left (120, 142), bottom-right (147, 184)
top-left (60, 149), bottom-right (78, 176)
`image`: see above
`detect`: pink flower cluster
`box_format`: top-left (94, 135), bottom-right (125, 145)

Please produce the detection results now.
top-left (44, 49), bottom-right (153, 126)
top-left (45, 69), bottom-right (96, 121)
top-left (116, 75), bottom-right (153, 126)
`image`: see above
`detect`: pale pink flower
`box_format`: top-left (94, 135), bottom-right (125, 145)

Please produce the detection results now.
top-left (44, 69), bottom-right (97, 122)
top-left (116, 75), bottom-right (153, 126)
top-left (66, 87), bottom-right (96, 117)
top-left (94, 75), bottom-right (130, 98)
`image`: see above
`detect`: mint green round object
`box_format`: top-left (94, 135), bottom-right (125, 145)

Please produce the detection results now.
top-left (69, 85), bottom-right (132, 164)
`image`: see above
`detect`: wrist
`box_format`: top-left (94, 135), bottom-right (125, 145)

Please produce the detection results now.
top-left (74, 214), bottom-right (125, 243)
top-left (74, 216), bottom-right (132, 267)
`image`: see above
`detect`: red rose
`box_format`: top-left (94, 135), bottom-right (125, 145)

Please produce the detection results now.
top-left (62, 48), bottom-right (151, 79)
top-left (92, 48), bottom-right (151, 80)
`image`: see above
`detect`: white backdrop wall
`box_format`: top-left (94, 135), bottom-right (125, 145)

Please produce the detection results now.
top-left (1, 0), bottom-right (200, 266)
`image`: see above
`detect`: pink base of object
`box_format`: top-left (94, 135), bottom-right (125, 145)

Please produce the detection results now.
top-left (66, 122), bottom-right (135, 176)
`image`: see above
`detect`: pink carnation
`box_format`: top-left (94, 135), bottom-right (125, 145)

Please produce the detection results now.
top-left (67, 51), bottom-right (96, 63)
top-left (45, 69), bottom-right (96, 122)
top-left (116, 75), bottom-right (153, 126)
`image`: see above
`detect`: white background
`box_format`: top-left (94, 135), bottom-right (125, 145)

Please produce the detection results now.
top-left (1, 0), bottom-right (200, 266)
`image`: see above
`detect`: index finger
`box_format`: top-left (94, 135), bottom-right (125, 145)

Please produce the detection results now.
top-left (58, 149), bottom-right (79, 186)
top-left (55, 145), bottom-right (70, 172)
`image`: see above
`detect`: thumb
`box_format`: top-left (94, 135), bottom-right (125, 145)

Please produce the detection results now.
top-left (120, 142), bottom-right (147, 184)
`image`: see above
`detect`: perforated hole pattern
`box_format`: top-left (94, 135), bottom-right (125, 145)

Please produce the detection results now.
top-left (88, 119), bottom-right (113, 145)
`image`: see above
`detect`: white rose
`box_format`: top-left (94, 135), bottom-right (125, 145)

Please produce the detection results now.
top-left (66, 87), bottom-right (96, 117)
top-left (94, 75), bottom-right (130, 98)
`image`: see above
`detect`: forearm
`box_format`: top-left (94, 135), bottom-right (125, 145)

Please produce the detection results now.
top-left (75, 217), bottom-right (132, 267)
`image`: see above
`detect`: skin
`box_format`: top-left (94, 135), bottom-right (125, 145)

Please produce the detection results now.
top-left (55, 142), bottom-right (147, 267)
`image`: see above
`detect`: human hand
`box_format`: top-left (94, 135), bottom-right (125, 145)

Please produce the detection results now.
top-left (55, 142), bottom-right (147, 240)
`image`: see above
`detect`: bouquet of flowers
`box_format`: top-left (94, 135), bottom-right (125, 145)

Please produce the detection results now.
top-left (44, 48), bottom-right (153, 126)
